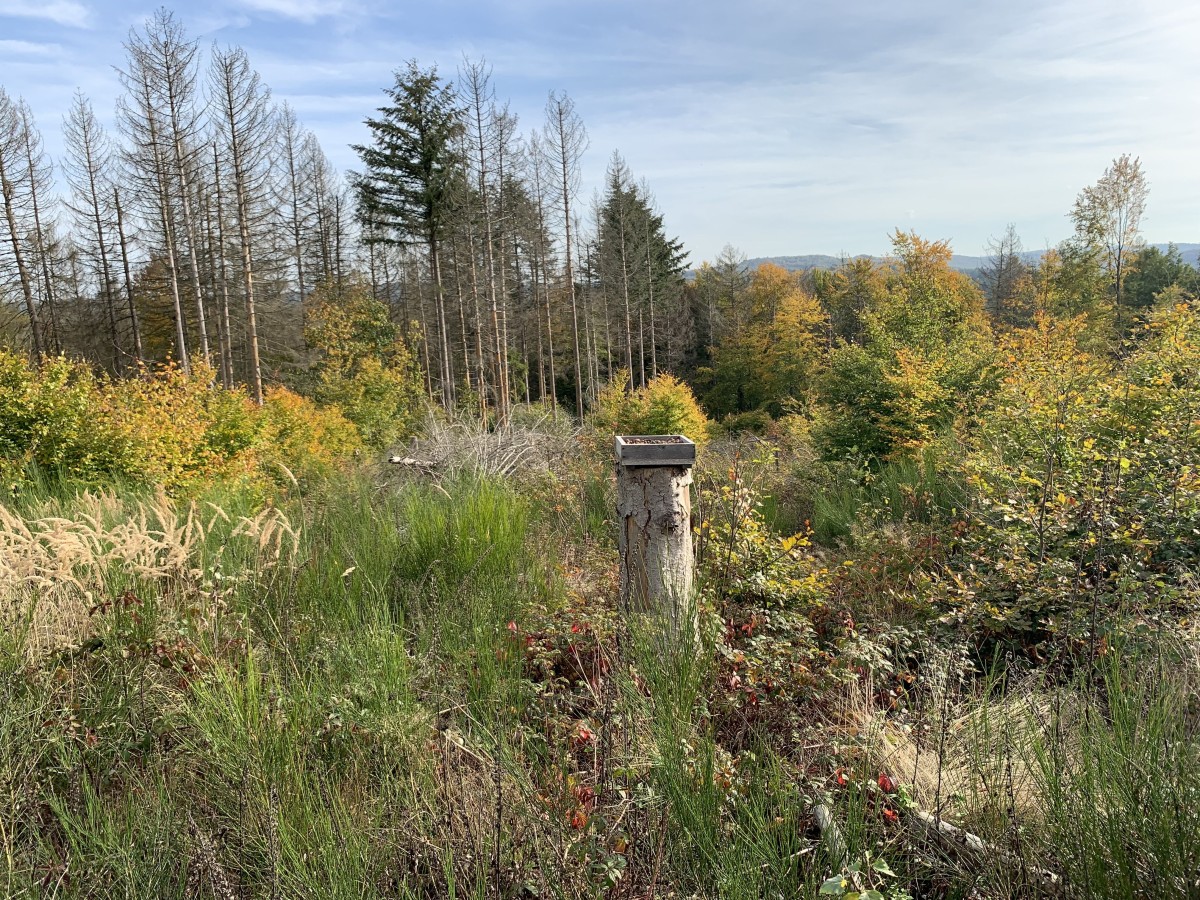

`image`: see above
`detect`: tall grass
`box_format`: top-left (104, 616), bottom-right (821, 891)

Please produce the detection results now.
top-left (0, 473), bottom-right (558, 898)
top-left (622, 612), bottom-right (824, 898)
top-left (1026, 647), bottom-right (1200, 897)
top-left (7, 460), bottom-right (1199, 898)
top-left (812, 446), bottom-right (964, 545)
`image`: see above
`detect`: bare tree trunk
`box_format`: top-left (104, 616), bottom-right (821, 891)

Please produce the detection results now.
top-left (430, 240), bottom-right (454, 409)
top-left (65, 94), bottom-right (123, 369)
top-left (412, 259), bottom-right (435, 402)
top-left (545, 92), bottom-right (587, 418)
top-left (158, 175), bottom-right (191, 372)
top-left (113, 189), bottom-right (143, 363)
top-left (279, 107), bottom-right (309, 303)
top-left (647, 231), bottom-right (658, 378)
top-left (463, 60), bottom-right (509, 424)
top-left (0, 162), bottom-right (44, 363)
top-left (138, 84), bottom-right (191, 372)
top-left (464, 216), bottom-right (490, 417)
top-left (621, 237), bottom-right (635, 383)
top-left (529, 254), bottom-right (546, 401)
top-left (528, 131), bottom-right (557, 418)
top-left (203, 194), bottom-right (233, 388)
top-left (233, 161), bottom-right (262, 403)
top-left (20, 118), bottom-right (61, 356)
top-left (173, 148), bottom-right (209, 367)
top-left (447, 234), bottom-right (473, 397)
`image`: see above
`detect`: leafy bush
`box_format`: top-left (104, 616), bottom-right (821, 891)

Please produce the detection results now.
top-left (713, 409), bottom-right (773, 437)
top-left (590, 370), bottom-right (710, 447)
top-left (313, 357), bottom-right (423, 450)
top-left (695, 448), bottom-right (850, 746)
top-left (932, 308), bottom-right (1200, 655)
top-left (305, 278), bottom-right (426, 449)
top-left (0, 352), bottom-right (122, 485)
top-left (257, 386), bottom-right (362, 484)
top-left (0, 353), bottom-right (364, 495)
top-left (103, 362), bottom-right (261, 490)
top-left (815, 233), bottom-right (995, 461)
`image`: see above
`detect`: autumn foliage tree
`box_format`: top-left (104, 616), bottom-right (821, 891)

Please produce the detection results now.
top-left (304, 278), bottom-right (424, 448)
top-left (1071, 153), bottom-right (1148, 330)
top-left (700, 263), bottom-right (825, 418)
top-left (816, 232), bottom-right (993, 459)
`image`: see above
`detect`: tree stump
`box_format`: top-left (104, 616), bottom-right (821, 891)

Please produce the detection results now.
top-left (615, 436), bottom-right (696, 635)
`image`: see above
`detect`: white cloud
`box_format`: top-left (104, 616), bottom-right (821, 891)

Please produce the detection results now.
top-left (0, 38), bottom-right (61, 55)
top-left (234, 0), bottom-right (353, 23)
top-left (0, 0), bottom-right (92, 28)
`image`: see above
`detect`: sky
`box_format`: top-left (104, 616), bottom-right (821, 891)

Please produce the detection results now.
top-left (2, 0), bottom-right (1199, 265)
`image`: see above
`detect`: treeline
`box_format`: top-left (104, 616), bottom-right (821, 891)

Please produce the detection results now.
top-left (690, 153), bottom-right (1200, 458)
top-left (2, 11), bottom-right (1195, 443)
top-left (0, 9), bottom-right (690, 423)
top-left (0, 11), bottom-right (354, 399)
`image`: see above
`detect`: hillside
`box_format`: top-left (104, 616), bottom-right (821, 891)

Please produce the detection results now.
top-left (742, 242), bottom-right (1200, 274)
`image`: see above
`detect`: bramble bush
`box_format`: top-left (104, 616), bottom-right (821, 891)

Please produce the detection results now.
top-left (695, 446), bottom-right (853, 750)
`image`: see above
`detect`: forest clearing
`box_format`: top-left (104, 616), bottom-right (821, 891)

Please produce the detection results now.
top-left (3, 8), bottom-right (1200, 898)
top-left (2, 294), bottom-right (1199, 898)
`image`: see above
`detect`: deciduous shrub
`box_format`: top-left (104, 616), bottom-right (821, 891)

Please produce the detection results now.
top-left (0, 352), bottom-right (122, 486)
top-left (103, 362), bottom-right (260, 490)
top-left (934, 307), bottom-right (1200, 655)
top-left (0, 353), bottom-right (364, 495)
top-left (590, 370), bottom-right (710, 447)
top-left (257, 386), bottom-right (362, 484)
top-left (305, 278), bottom-right (426, 449)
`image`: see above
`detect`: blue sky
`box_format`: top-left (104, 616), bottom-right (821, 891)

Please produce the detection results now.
top-left (2, 0), bottom-right (1198, 265)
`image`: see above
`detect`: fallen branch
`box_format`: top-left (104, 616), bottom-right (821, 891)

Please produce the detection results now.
top-left (387, 455), bottom-right (439, 475)
top-left (908, 809), bottom-right (1063, 896)
top-left (812, 803), bottom-right (847, 870)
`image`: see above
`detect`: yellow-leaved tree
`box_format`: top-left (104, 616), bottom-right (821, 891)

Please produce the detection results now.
top-left (700, 263), bottom-right (826, 418)
top-left (304, 277), bottom-right (425, 449)
top-left (591, 371), bottom-right (710, 449)
top-left (816, 232), bottom-right (995, 459)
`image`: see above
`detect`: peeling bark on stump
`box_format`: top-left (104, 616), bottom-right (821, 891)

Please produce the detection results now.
top-left (617, 463), bottom-right (694, 634)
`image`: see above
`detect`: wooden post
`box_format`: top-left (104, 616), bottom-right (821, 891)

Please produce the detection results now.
top-left (615, 435), bottom-right (696, 634)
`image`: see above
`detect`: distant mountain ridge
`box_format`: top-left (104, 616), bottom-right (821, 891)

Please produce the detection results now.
top-left (740, 244), bottom-right (1200, 274)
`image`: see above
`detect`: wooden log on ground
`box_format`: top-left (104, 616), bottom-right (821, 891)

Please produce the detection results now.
top-left (908, 809), bottom-right (1063, 895)
top-left (812, 802), bottom-right (847, 871)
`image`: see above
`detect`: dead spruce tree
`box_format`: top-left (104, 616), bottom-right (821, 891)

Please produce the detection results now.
top-left (543, 90), bottom-right (587, 417)
top-left (118, 10), bottom-right (211, 372)
top-left (0, 89), bottom-right (48, 362)
top-left (64, 91), bottom-right (138, 370)
top-left (210, 44), bottom-right (275, 404)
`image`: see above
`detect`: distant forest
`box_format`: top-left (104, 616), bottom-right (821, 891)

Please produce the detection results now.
top-left (1, 8), bottom-right (1195, 431)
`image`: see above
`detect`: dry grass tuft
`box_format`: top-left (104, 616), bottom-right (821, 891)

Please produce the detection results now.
top-left (405, 412), bottom-right (582, 481)
top-left (0, 491), bottom-right (298, 658)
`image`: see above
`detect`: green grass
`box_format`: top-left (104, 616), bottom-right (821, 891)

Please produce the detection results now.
top-left (0, 473), bottom-right (553, 897)
top-left (1027, 648), bottom-right (1200, 897)
top-left (811, 446), bottom-right (965, 545)
top-left (5, 462), bottom-right (1200, 899)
